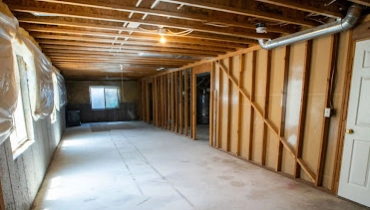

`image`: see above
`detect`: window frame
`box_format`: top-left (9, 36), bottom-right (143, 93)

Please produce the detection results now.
top-left (89, 86), bottom-right (120, 110)
top-left (10, 55), bottom-right (35, 159)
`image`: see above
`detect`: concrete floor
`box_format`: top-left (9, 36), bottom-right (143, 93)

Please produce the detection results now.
top-left (32, 121), bottom-right (368, 210)
top-left (196, 124), bottom-right (209, 141)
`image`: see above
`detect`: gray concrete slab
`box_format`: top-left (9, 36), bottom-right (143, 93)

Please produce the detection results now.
top-left (32, 122), bottom-right (368, 210)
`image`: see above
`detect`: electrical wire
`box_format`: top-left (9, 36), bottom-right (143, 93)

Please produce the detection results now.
top-left (167, 29), bottom-right (193, 36)
top-left (203, 22), bottom-right (230, 27)
top-left (137, 27), bottom-right (158, 32)
top-left (324, 0), bottom-right (336, 7)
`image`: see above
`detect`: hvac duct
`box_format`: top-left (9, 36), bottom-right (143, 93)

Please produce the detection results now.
top-left (258, 4), bottom-right (362, 50)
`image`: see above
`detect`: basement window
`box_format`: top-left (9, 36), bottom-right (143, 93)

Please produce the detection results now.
top-left (90, 86), bottom-right (120, 110)
top-left (10, 56), bottom-right (35, 159)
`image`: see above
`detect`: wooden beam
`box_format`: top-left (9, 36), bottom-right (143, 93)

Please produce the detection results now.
top-left (226, 58), bottom-right (232, 152)
top-left (19, 21), bottom-right (256, 45)
top-left (216, 60), bottom-right (298, 159)
top-left (249, 51), bottom-right (257, 161)
top-left (10, 4), bottom-right (272, 40)
top-left (191, 69), bottom-right (197, 139)
top-left (276, 46), bottom-right (290, 171)
top-left (152, 47), bottom-right (267, 90)
top-left (153, 78), bottom-right (157, 126)
top-left (332, 30), bottom-right (355, 194)
top-left (171, 73), bottom-right (175, 131)
top-left (48, 56), bottom-right (190, 63)
top-left (210, 62), bottom-right (215, 146)
top-left (166, 74), bottom-right (170, 130)
top-left (25, 28), bottom-right (250, 49)
top-left (236, 54), bottom-right (244, 155)
top-left (175, 71), bottom-right (179, 133)
top-left (297, 158), bottom-right (316, 182)
top-left (294, 40), bottom-right (313, 179)
top-left (40, 43), bottom-right (220, 56)
top-left (163, 76), bottom-right (167, 129)
top-left (180, 70), bottom-right (184, 134)
top-left (146, 80), bottom-right (150, 123)
top-left (184, 69), bottom-right (189, 136)
top-left (253, 0), bottom-right (342, 18)
top-left (156, 77), bottom-right (160, 126)
top-left (159, 0), bottom-right (318, 27)
top-left (216, 63), bottom-right (223, 148)
top-left (36, 0), bottom-right (295, 34)
top-left (262, 50), bottom-right (272, 166)
top-left (35, 37), bottom-right (235, 52)
top-left (316, 34), bottom-right (339, 186)
top-left (348, 0), bottom-right (370, 7)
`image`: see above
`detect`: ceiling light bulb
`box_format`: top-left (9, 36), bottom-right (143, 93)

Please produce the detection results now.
top-left (160, 36), bottom-right (166, 44)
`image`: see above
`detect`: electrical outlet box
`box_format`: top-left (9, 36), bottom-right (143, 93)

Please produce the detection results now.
top-left (324, 108), bottom-right (331, 118)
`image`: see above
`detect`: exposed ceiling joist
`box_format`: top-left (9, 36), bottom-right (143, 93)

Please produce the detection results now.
top-left (158, 0), bottom-right (318, 27)
top-left (23, 26), bottom-right (250, 48)
top-left (348, 0), bottom-right (370, 7)
top-left (41, 45), bottom-right (216, 57)
top-left (2, 0), bottom-right (362, 79)
top-left (38, 40), bottom-right (226, 55)
top-left (18, 18), bottom-right (257, 44)
top-left (36, 0), bottom-right (295, 34)
top-left (253, 0), bottom-right (344, 18)
top-left (10, 5), bottom-right (273, 39)
top-left (36, 38), bottom-right (235, 52)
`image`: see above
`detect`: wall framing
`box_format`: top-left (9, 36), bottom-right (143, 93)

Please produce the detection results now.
top-left (139, 18), bottom-right (370, 194)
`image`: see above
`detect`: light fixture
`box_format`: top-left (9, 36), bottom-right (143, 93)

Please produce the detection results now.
top-left (156, 67), bottom-right (165, 71)
top-left (160, 35), bottom-right (166, 44)
top-left (256, 23), bottom-right (267, 33)
top-left (158, 28), bottom-right (167, 44)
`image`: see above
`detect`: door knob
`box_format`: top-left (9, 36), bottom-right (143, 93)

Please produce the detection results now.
top-left (346, 129), bottom-right (354, 134)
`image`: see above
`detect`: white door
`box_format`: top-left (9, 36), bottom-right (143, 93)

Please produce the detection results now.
top-left (338, 39), bottom-right (370, 207)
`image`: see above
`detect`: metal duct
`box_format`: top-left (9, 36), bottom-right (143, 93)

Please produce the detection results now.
top-left (258, 4), bottom-right (362, 50)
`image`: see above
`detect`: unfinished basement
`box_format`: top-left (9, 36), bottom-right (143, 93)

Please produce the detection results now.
top-left (1, 0), bottom-right (370, 209)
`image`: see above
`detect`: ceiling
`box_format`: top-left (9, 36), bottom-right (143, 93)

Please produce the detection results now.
top-left (3, 0), bottom-right (369, 80)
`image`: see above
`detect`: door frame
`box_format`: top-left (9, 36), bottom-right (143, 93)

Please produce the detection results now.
top-left (190, 64), bottom-right (212, 142)
top-left (332, 20), bottom-right (370, 194)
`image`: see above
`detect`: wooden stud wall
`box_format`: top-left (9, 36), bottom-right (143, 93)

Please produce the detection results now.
top-left (139, 31), bottom-right (353, 193)
top-left (140, 69), bottom-right (191, 137)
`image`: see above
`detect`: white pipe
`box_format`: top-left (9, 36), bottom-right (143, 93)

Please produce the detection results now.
top-left (258, 4), bottom-right (362, 50)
